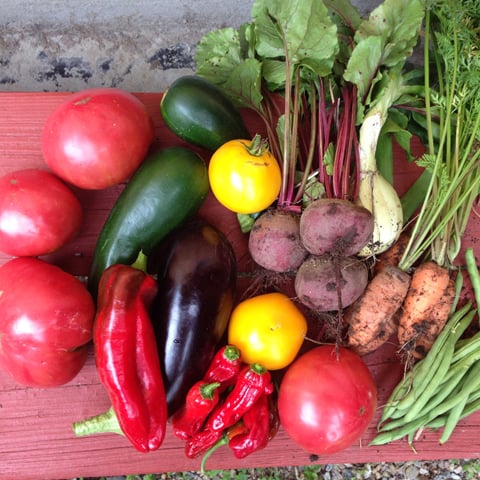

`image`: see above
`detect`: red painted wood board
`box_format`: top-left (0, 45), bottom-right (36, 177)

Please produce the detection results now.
top-left (1, 92), bottom-right (480, 480)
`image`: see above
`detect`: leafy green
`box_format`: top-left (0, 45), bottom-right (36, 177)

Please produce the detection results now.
top-left (195, 0), bottom-right (426, 216)
top-left (399, 0), bottom-right (480, 270)
top-left (251, 0), bottom-right (338, 77)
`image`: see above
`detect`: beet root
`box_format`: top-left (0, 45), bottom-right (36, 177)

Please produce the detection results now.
top-left (248, 209), bottom-right (308, 273)
top-left (294, 254), bottom-right (368, 312)
top-left (299, 198), bottom-right (374, 256)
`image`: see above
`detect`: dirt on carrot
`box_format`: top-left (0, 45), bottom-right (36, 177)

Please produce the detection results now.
top-left (346, 265), bottom-right (411, 356)
top-left (397, 262), bottom-right (455, 359)
top-left (373, 232), bottom-right (411, 275)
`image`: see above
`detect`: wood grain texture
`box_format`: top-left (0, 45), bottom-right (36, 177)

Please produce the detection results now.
top-left (1, 92), bottom-right (480, 480)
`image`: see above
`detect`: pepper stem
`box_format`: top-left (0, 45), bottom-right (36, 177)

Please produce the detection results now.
top-left (200, 435), bottom-right (229, 474)
top-left (224, 345), bottom-right (241, 362)
top-left (200, 382), bottom-right (221, 400)
top-left (250, 363), bottom-right (267, 375)
top-left (200, 422), bottom-right (247, 473)
top-left (131, 250), bottom-right (148, 272)
top-left (72, 406), bottom-right (124, 438)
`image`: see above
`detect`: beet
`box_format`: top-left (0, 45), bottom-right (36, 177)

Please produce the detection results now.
top-left (248, 209), bottom-right (308, 273)
top-left (299, 198), bottom-right (374, 256)
top-left (294, 255), bottom-right (368, 312)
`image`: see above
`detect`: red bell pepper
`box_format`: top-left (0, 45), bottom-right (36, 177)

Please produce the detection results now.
top-left (73, 258), bottom-right (167, 453)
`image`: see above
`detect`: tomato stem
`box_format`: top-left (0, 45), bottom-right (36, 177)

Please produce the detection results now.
top-left (245, 134), bottom-right (269, 157)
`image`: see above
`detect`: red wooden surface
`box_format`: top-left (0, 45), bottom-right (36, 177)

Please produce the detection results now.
top-left (1, 92), bottom-right (480, 480)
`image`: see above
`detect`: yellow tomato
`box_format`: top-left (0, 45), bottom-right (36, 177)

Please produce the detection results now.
top-left (228, 292), bottom-right (307, 370)
top-left (208, 135), bottom-right (282, 214)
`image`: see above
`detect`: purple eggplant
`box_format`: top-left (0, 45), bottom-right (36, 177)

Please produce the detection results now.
top-left (148, 219), bottom-right (237, 416)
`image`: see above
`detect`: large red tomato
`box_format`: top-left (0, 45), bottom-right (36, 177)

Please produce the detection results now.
top-left (0, 257), bottom-right (95, 387)
top-left (0, 168), bottom-right (83, 257)
top-left (41, 88), bottom-right (154, 190)
top-left (278, 345), bottom-right (377, 454)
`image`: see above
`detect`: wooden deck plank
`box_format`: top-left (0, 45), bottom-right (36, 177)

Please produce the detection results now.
top-left (0, 92), bottom-right (479, 480)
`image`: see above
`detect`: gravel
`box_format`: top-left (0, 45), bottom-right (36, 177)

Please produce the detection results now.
top-left (83, 459), bottom-right (480, 480)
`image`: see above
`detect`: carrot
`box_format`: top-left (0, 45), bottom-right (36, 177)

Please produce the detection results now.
top-left (346, 265), bottom-right (411, 356)
top-left (397, 261), bottom-right (455, 359)
top-left (373, 232), bottom-right (410, 275)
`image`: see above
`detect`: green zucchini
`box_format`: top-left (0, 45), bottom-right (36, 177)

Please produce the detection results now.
top-left (160, 75), bottom-right (250, 151)
top-left (88, 146), bottom-right (209, 295)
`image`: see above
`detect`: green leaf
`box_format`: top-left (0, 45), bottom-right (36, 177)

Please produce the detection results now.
top-left (261, 58), bottom-right (287, 91)
top-left (224, 58), bottom-right (264, 110)
top-left (354, 0), bottom-right (424, 68)
top-left (195, 27), bottom-right (244, 85)
top-left (251, 0), bottom-right (338, 77)
top-left (343, 35), bottom-right (383, 100)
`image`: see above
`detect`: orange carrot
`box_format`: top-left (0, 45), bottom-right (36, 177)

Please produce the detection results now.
top-left (373, 232), bottom-right (410, 275)
top-left (346, 265), bottom-right (411, 356)
top-left (397, 261), bottom-right (455, 359)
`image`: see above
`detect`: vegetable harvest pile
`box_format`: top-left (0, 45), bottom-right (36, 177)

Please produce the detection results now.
top-left (0, 0), bottom-right (480, 470)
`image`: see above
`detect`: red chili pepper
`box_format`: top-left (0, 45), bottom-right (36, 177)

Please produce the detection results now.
top-left (94, 261), bottom-right (167, 452)
top-left (206, 363), bottom-right (273, 432)
top-left (186, 421), bottom-right (247, 471)
top-left (172, 380), bottom-right (221, 440)
top-left (228, 393), bottom-right (271, 459)
top-left (203, 344), bottom-right (242, 389)
top-left (184, 426), bottom-right (223, 459)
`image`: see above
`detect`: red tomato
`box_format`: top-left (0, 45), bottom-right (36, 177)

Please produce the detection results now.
top-left (0, 168), bottom-right (83, 257)
top-left (41, 88), bottom-right (154, 190)
top-left (278, 345), bottom-right (377, 454)
top-left (0, 257), bottom-right (95, 387)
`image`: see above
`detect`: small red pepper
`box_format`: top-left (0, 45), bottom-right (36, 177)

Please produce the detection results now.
top-left (203, 344), bottom-right (242, 389)
top-left (206, 363), bottom-right (273, 432)
top-left (186, 422), bottom-right (247, 469)
top-left (172, 380), bottom-right (221, 440)
top-left (77, 258), bottom-right (168, 452)
top-left (184, 426), bottom-right (223, 459)
top-left (228, 393), bottom-right (271, 459)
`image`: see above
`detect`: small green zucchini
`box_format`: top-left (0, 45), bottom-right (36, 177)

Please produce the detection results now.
top-left (160, 75), bottom-right (250, 151)
top-left (88, 146), bottom-right (209, 295)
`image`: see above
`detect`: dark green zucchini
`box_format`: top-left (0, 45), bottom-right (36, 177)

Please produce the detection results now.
top-left (160, 75), bottom-right (250, 151)
top-left (88, 146), bottom-right (209, 295)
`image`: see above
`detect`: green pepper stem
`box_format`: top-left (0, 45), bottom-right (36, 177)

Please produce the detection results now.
top-left (72, 406), bottom-right (124, 438)
top-left (250, 363), bottom-right (267, 374)
top-left (131, 250), bottom-right (148, 272)
top-left (200, 382), bottom-right (221, 400)
top-left (224, 345), bottom-right (241, 361)
top-left (200, 435), bottom-right (229, 474)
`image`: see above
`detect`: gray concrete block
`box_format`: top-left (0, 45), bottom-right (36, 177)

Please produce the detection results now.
top-left (1, 0), bottom-right (382, 92)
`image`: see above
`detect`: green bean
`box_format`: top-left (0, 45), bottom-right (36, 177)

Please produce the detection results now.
top-left (398, 307), bottom-right (474, 420)
top-left (411, 303), bottom-right (471, 387)
top-left (439, 361), bottom-right (480, 443)
top-left (458, 396), bottom-right (480, 419)
top-left (369, 412), bottom-right (431, 446)
top-left (466, 247), bottom-right (480, 309)
top-left (452, 265), bottom-right (464, 312)
top-left (419, 361), bottom-right (480, 426)
top-left (452, 330), bottom-right (480, 363)
top-left (427, 395), bottom-right (480, 431)
top-left (440, 341), bottom-right (480, 387)
top-left (439, 396), bottom-right (468, 443)
top-left (378, 368), bottom-right (417, 424)
top-left (408, 367), bottom-right (466, 421)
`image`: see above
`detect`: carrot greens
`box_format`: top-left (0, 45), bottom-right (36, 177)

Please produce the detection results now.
top-left (398, 0), bottom-right (480, 271)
